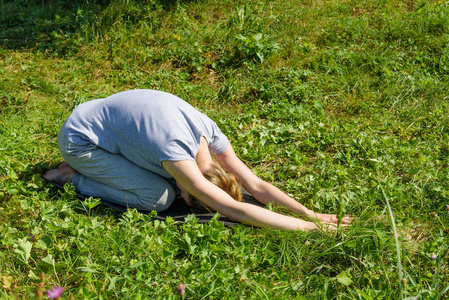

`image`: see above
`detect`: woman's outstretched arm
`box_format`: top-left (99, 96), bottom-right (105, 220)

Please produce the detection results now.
top-left (215, 143), bottom-right (352, 225)
top-left (162, 160), bottom-right (333, 231)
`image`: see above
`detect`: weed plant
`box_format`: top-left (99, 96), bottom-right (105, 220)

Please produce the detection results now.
top-left (1, 0), bottom-right (449, 298)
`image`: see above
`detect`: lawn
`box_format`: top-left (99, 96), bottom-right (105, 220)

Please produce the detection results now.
top-left (1, 0), bottom-right (449, 298)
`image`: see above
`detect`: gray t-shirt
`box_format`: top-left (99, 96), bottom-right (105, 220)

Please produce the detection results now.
top-left (62, 89), bottom-right (229, 178)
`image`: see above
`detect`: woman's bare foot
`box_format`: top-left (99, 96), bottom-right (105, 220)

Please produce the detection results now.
top-left (43, 162), bottom-right (77, 186)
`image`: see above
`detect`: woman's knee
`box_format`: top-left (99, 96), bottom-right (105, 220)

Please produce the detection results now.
top-left (138, 184), bottom-right (176, 212)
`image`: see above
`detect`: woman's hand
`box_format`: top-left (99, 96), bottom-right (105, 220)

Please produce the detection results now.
top-left (308, 212), bottom-right (353, 226)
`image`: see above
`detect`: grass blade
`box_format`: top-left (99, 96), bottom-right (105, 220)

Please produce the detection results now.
top-left (380, 183), bottom-right (404, 300)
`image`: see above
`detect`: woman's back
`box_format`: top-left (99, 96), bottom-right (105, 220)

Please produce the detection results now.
top-left (62, 89), bottom-right (228, 178)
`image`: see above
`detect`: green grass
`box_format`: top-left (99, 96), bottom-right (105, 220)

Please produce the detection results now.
top-left (1, 0), bottom-right (449, 298)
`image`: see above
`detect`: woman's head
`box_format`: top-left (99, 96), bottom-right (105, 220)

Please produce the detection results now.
top-left (184, 162), bottom-right (242, 213)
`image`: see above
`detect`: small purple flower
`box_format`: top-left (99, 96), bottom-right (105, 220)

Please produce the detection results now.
top-left (177, 283), bottom-right (185, 295)
top-left (29, 233), bottom-right (35, 242)
top-left (46, 286), bottom-right (63, 299)
top-left (430, 254), bottom-right (437, 260)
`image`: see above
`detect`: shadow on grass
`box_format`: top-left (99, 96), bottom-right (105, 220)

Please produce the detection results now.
top-left (0, 0), bottom-right (201, 52)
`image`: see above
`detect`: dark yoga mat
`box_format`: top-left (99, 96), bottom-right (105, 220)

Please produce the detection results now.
top-left (42, 177), bottom-right (263, 226)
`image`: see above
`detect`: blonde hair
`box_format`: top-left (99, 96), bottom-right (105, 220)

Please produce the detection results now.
top-left (190, 162), bottom-right (242, 214)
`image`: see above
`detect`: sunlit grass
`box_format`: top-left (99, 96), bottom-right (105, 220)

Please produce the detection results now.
top-left (1, 0), bottom-right (449, 298)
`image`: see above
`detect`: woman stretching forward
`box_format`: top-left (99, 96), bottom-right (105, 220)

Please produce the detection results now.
top-left (44, 89), bottom-right (351, 231)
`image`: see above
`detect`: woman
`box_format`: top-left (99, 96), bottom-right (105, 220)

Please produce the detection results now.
top-left (44, 89), bottom-right (351, 231)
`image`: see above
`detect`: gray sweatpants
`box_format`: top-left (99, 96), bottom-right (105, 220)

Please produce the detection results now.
top-left (58, 127), bottom-right (177, 211)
